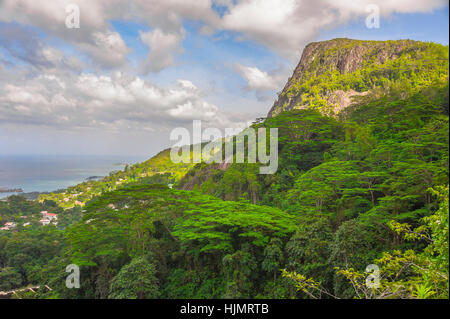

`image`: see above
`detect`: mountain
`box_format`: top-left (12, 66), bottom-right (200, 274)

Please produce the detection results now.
top-left (268, 38), bottom-right (448, 117)
top-left (179, 39), bottom-right (448, 204)
top-left (1, 38), bottom-right (448, 300)
top-left (36, 39), bottom-right (449, 209)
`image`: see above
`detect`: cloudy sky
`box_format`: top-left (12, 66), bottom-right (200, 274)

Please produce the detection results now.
top-left (0, 0), bottom-right (448, 157)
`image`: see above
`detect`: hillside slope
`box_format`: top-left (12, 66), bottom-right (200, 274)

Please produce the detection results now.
top-left (37, 148), bottom-right (197, 208)
top-left (3, 38), bottom-right (447, 300)
top-left (180, 39), bottom-right (449, 207)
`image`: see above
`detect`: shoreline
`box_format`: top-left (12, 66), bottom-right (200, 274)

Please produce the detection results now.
top-left (0, 155), bottom-right (145, 200)
top-left (0, 188), bottom-right (24, 193)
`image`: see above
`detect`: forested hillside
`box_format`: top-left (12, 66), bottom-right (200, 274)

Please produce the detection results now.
top-left (0, 39), bottom-right (448, 299)
top-left (36, 148), bottom-right (197, 209)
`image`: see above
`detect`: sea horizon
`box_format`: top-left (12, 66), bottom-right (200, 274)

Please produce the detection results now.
top-left (0, 154), bottom-right (147, 198)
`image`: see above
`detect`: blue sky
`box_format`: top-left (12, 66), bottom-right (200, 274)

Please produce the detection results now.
top-left (318, 8), bottom-right (449, 44)
top-left (0, 0), bottom-right (448, 156)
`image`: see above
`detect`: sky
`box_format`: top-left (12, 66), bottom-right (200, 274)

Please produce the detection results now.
top-left (0, 0), bottom-right (448, 157)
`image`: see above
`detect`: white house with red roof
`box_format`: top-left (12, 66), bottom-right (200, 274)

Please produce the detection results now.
top-left (40, 219), bottom-right (50, 225)
top-left (41, 211), bottom-right (58, 221)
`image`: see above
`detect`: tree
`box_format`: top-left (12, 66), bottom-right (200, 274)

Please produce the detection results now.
top-left (222, 244), bottom-right (258, 298)
top-left (109, 257), bottom-right (159, 299)
top-left (285, 218), bottom-right (334, 293)
top-left (262, 238), bottom-right (284, 283)
top-left (0, 267), bottom-right (23, 291)
top-left (283, 186), bottom-right (449, 299)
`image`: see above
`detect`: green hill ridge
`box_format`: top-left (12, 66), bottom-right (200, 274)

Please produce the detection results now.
top-left (1, 38), bottom-right (448, 299)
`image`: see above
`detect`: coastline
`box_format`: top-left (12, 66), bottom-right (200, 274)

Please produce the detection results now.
top-left (0, 187), bottom-right (23, 193)
top-left (0, 154), bottom-right (146, 200)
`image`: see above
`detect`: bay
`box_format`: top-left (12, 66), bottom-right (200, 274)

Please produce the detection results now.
top-left (0, 154), bottom-right (146, 199)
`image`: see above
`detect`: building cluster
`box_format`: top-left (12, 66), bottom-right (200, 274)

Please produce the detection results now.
top-left (39, 211), bottom-right (58, 226)
top-left (0, 222), bottom-right (16, 231)
top-left (1, 210), bottom-right (60, 231)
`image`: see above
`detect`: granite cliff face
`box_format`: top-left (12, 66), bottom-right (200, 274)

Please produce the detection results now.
top-left (268, 38), bottom-right (422, 117)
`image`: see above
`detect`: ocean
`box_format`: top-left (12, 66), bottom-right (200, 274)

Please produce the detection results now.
top-left (0, 155), bottom-right (146, 199)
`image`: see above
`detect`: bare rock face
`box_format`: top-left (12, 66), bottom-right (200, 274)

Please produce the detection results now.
top-left (328, 89), bottom-right (368, 113)
top-left (268, 38), bottom-right (416, 117)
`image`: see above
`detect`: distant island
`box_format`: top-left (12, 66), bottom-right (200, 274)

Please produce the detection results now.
top-left (0, 187), bottom-right (23, 193)
top-left (85, 176), bottom-right (105, 181)
top-left (113, 162), bottom-right (128, 166)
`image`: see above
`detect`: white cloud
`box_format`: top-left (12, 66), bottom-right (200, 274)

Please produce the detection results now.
top-left (232, 63), bottom-right (289, 101)
top-left (0, 24), bottom-right (83, 72)
top-left (139, 28), bottom-right (185, 73)
top-left (81, 31), bottom-right (129, 68)
top-left (0, 56), bottom-right (249, 132)
top-left (234, 64), bottom-right (279, 91)
top-left (0, 0), bottom-right (446, 66)
top-left (0, 0), bottom-right (220, 70)
top-left (168, 100), bottom-right (218, 120)
top-left (0, 0), bottom-right (447, 155)
top-left (0, 0), bottom-right (130, 68)
top-left (177, 79), bottom-right (199, 91)
top-left (219, 0), bottom-right (448, 59)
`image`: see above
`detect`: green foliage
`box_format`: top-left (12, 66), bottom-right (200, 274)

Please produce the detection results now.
top-left (37, 148), bottom-right (197, 209)
top-left (109, 256), bottom-right (159, 299)
top-left (277, 39), bottom-right (449, 115)
top-left (58, 184), bottom-right (295, 298)
top-left (286, 185), bottom-right (449, 299)
top-left (285, 218), bottom-right (334, 293)
top-left (1, 39), bottom-right (448, 299)
top-left (0, 267), bottom-right (23, 290)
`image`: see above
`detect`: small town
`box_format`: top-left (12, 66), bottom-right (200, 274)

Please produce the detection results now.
top-left (0, 210), bottom-right (58, 231)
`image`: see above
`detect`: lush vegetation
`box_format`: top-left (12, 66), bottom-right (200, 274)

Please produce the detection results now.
top-left (36, 148), bottom-right (196, 209)
top-left (273, 39), bottom-right (449, 115)
top-left (0, 39), bottom-right (448, 299)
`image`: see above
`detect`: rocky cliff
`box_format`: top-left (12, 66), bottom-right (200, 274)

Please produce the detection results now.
top-left (268, 38), bottom-right (442, 117)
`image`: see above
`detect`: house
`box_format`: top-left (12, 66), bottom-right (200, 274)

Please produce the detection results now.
top-left (40, 219), bottom-right (50, 225)
top-left (46, 213), bottom-right (58, 221)
top-left (23, 222), bottom-right (31, 227)
top-left (74, 200), bottom-right (83, 206)
top-left (41, 212), bottom-right (58, 221)
top-left (0, 226), bottom-right (9, 231)
top-left (4, 222), bottom-right (16, 228)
